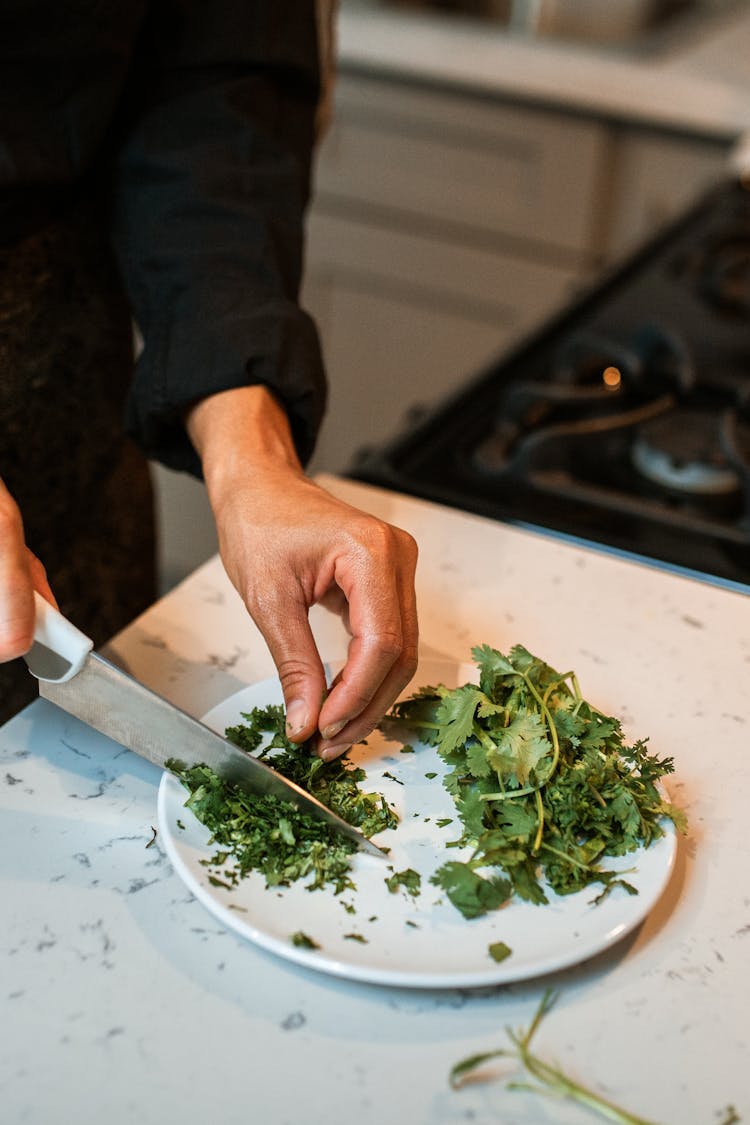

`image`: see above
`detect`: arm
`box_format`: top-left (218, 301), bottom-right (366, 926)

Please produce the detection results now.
top-left (110, 0), bottom-right (327, 473)
top-left (113, 3), bottom-right (419, 751)
top-left (186, 386), bottom-right (419, 758)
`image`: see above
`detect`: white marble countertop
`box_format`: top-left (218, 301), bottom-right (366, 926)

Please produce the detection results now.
top-left (2, 475), bottom-right (749, 1125)
top-left (337, 0), bottom-right (750, 140)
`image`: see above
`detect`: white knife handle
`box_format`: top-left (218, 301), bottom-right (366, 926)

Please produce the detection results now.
top-left (26, 592), bottom-right (94, 683)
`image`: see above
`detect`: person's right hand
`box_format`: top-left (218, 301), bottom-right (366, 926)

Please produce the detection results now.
top-left (0, 478), bottom-right (56, 662)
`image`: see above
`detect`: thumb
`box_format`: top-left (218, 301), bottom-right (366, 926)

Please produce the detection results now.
top-left (256, 603), bottom-right (328, 744)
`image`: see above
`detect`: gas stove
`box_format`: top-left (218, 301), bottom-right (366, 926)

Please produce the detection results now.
top-left (352, 177), bottom-right (750, 590)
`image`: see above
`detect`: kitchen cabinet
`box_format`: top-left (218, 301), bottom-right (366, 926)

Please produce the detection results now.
top-left (303, 210), bottom-right (582, 472)
top-left (603, 124), bottom-right (730, 257)
top-left (303, 71), bottom-right (729, 474)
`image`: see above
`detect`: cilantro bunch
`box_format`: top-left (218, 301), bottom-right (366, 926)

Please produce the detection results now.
top-left (387, 643), bottom-right (686, 919)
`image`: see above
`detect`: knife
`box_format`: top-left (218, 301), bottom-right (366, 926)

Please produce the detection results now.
top-left (25, 592), bottom-right (385, 857)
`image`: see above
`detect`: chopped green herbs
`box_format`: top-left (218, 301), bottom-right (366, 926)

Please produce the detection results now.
top-left (291, 931), bottom-right (320, 950)
top-left (169, 760), bottom-right (357, 894)
top-left (226, 705), bottom-right (397, 839)
top-left (488, 941), bottom-right (512, 963)
top-left (343, 932), bottom-right (368, 943)
top-left (167, 703), bottom-right (398, 898)
top-left (385, 867), bottom-right (422, 897)
top-left (387, 643), bottom-right (686, 920)
top-left (207, 874), bottom-right (235, 890)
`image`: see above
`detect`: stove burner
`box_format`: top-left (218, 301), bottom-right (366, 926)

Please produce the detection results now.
top-left (701, 238), bottom-right (750, 317)
top-left (631, 408), bottom-right (741, 497)
top-left (681, 230), bottom-right (750, 318)
top-left (491, 324), bottom-right (694, 446)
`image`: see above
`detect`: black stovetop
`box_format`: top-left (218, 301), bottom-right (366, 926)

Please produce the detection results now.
top-left (352, 177), bottom-right (750, 589)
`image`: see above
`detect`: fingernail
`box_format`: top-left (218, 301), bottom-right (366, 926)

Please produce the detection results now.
top-left (321, 718), bottom-right (347, 741)
top-left (321, 743), bottom-right (350, 762)
top-left (285, 699), bottom-right (308, 738)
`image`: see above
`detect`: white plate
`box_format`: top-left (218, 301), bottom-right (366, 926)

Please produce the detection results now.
top-left (157, 658), bottom-right (677, 989)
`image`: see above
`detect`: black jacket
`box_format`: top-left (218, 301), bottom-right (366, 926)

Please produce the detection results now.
top-left (0, 0), bottom-right (327, 471)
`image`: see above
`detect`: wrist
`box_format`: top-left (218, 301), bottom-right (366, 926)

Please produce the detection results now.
top-left (186, 385), bottom-right (303, 498)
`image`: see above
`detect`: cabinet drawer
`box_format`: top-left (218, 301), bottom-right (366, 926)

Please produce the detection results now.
top-left (303, 212), bottom-right (582, 473)
top-left (314, 75), bottom-right (608, 256)
top-left (305, 210), bottom-right (581, 325)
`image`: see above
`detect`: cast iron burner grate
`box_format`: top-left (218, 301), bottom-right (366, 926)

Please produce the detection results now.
top-left (352, 179), bottom-right (750, 588)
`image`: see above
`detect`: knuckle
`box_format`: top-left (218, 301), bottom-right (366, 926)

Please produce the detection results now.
top-left (351, 517), bottom-right (400, 565)
top-left (275, 657), bottom-right (316, 694)
top-left (372, 629), bottom-right (405, 662)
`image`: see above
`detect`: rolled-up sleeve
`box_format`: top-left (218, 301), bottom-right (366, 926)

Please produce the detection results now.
top-left (111, 0), bottom-right (327, 474)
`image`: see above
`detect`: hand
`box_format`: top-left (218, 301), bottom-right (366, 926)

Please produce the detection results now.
top-left (0, 478), bottom-right (57, 662)
top-left (186, 387), bottom-right (419, 759)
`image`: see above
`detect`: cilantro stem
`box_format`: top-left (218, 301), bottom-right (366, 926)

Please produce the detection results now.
top-left (519, 671), bottom-right (562, 853)
top-left (539, 841), bottom-right (593, 873)
top-left (451, 990), bottom-right (661, 1125)
top-left (521, 672), bottom-right (561, 785)
top-left (541, 673), bottom-right (575, 707)
top-left (480, 785), bottom-right (538, 801)
top-left (510, 1059), bottom-right (660, 1125)
top-left (532, 788), bottom-right (544, 854)
top-left (588, 782), bottom-right (608, 809)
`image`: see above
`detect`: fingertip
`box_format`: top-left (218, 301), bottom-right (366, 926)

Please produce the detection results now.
top-left (320, 717), bottom-right (347, 742)
top-left (285, 707), bottom-right (325, 746)
top-left (318, 742), bottom-right (351, 762)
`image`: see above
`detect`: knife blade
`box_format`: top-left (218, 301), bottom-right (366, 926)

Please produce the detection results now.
top-left (26, 594), bottom-right (385, 858)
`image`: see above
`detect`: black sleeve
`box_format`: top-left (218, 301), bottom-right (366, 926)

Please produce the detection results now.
top-left (110, 0), bottom-right (328, 474)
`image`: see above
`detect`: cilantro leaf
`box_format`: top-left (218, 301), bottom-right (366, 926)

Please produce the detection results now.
top-left (488, 941), bottom-right (512, 963)
top-left (385, 868), bottom-right (422, 897)
top-left (435, 686), bottom-right (485, 755)
top-left (486, 711), bottom-right (552, 787)
top-left (431, 861), bottom-right (511, 919)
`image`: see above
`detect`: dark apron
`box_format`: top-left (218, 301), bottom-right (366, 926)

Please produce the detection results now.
top-left (0, 205), bottom-right (157, 724)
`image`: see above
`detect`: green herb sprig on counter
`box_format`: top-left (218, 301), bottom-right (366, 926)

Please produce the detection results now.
top-left (450, 991), bottom-right (741, 1125)
top-left (386, 643), bottom-right (687, 919)
top-left (450, 989), bottom-right (660, 1125)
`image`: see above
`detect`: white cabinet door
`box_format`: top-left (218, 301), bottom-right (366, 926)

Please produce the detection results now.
top-left (303, 212), bottom-right (580, 474)
top-left (603, 128), bottom-right (728, 259)
top-left (315, 74), bottom-right (609, 258)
